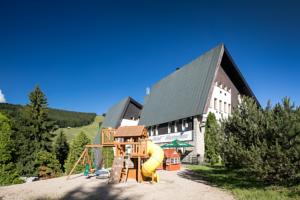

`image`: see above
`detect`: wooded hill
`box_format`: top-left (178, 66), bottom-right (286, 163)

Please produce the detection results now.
top-left (0, 103), bottom-right (96, 128)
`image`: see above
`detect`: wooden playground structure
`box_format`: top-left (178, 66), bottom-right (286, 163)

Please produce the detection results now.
top-left (67, 125), bottom-right (163, 183)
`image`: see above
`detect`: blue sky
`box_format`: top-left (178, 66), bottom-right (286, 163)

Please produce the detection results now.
top-left (1, 0), bottom-right (299, 114)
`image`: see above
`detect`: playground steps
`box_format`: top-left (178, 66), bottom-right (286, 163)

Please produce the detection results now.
top-left (120, 166), bottom-right (129, 183)
top-left (109, 156), bottom-right (135, 183)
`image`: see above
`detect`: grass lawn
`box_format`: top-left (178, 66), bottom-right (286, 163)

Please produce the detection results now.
top-left (187, 165), bottom-right (300, 200)
top-left (53, 115), bottom-right (103, 142)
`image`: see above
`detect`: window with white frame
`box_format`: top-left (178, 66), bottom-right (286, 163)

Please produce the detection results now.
top-left (219, 100), bottom-right (222, 112)
top-left (228, 104), bottom-right (231, 114)
top-left (224, 102), bottom-right (227, 113)
top-left (149, 127), bottom-right (153, 136)
top-left (168, 122), bottom-right (171, 133)
top-left (174, 121), bottom-right (178, 132)
top-left (154, 125), bottom-right (158, 136)
top-left (214, 98), bottom-right (218, 110)
top-left (182, 119), bottom-right (186, 131)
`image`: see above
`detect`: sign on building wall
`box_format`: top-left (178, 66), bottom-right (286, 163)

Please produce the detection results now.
top-left (149, 130), bottom-right (193, 143)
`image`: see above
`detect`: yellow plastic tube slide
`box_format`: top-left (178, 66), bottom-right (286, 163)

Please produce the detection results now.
top-left (141, 140), bottom-right (164, 182)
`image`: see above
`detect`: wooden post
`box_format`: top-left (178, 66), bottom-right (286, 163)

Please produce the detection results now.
top-left (137, 156), bottom-right (142, 183)
top-left (67, 148), bottom-right (87, 180)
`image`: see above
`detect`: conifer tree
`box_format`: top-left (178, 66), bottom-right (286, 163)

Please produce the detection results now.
top-left (15, 86), bottom-right (56, 176)
top-left (53, 130), bottom-right (69, 171)
top-left (23, 86), bottom-right (56, 152)
top-left (64, 131), bottom-right (90, 174)
top-left (0, 113), bottom-right (21, 185)
top-left (204, 112), bottom-right (221, 165)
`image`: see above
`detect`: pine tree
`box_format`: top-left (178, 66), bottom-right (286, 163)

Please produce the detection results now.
top-left (34, 151), bottom-right (62, 179)
top-left (222, 96), bottom-right (300, 184)
top-left (204, 112), bottom-right (221, 165)
top-left (14, 86), bottom-right (56, 176)
top-left (53, 130), bottom-right (69, 171)
top-left (0, 113), bottom-right (21, 185)
top-left (23, 85), bottom-right (56, 152)
top-left (64, 131), bottom-right (90, 174)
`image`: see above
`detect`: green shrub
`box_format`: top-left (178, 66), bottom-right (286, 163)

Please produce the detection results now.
top-left (222, 97), bottom-right (300, 184)
top-left (0, 113), bottom-right (22, 185)
top-left (35, 151), bottom-right (62, 179)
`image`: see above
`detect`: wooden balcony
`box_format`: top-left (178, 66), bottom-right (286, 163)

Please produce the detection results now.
top-left (131, 141), bottom-right (147, 157)
top-left (114, 141), bottom-right (148, 158)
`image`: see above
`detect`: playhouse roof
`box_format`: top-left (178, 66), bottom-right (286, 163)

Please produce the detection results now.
top-left (114, 125), bottom-right (146, 137)
top-left (164, 149), bottom-right (180, 158)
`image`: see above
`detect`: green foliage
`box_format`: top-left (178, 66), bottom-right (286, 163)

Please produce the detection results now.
top-left (0, 113), bottom-right (22, 185)
top-left (65, 131), bottom-right (91, 174)
top-left (47, 108), bottom-right (96, 128)
top-left (53, 131), bottom-right (69, 171)
top-left (102, 147), bottom-right (114, 168)
top-left (222, 96), bottom-right (300, 184)
top-left (13, 86), bottom-right (56, 176)
top-left (35, 151), bottom-right (62, 179)
top-left (205, 112), bottom-right (221, 165)
top-left (0, 103), bottom-right (96, 128)
top-left (23, 86), bottom-right (56, 152)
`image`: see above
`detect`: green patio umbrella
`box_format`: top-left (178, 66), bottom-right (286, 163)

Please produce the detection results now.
top-left (161, 139), bottom-right (193, 149)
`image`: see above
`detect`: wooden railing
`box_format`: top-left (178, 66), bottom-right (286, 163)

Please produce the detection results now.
top-left (101, 128), bottom-right (115, 146)
top-left (131, 141), bottom-right (147, 157)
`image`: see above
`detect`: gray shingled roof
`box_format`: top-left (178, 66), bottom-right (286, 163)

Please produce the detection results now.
top-left (139, 44), bottom-right (224, 126)
top-left (101, 96), bottom-right (142, 129)
top-left (101, 97), bottom-right (130, 128)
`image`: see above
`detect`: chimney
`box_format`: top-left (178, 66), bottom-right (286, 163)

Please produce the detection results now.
top-left (146, 87), bottom-right (150, 95)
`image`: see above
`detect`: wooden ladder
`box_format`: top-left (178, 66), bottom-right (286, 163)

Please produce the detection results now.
top-left (108, 156), bottom-right (124, 184)
top-left (120, 165), bottom-right (129, 183)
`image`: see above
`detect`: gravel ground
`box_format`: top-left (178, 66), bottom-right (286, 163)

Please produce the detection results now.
top-left (0, 168), bottom-right (234, 200)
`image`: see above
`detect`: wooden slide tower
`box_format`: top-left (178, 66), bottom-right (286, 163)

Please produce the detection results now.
top-left (67, 125), bottom-right (149, 183)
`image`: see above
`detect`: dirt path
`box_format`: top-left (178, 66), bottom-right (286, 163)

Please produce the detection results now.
top-left (0, 168), bottom-right (234, 200)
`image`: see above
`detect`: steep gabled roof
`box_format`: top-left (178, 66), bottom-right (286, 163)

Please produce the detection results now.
top-left (102, 96), bottom-right (142, 128)
top-left (139, 44), bottom-right (258, 127)
top-left (139, 44), bottom-right (223, 126)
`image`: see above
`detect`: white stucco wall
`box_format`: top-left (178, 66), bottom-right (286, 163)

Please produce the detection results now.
top-left (206, 82), bottom-right (232, 120)
top-left (120, 119), bottom-right (139, 126)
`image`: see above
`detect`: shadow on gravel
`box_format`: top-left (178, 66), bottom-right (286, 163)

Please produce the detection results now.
top-left (35, 181), bottom-right (142, 200)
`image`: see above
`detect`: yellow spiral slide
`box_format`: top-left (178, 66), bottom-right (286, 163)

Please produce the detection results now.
top-left (141, 140), bottom-right (164, 182)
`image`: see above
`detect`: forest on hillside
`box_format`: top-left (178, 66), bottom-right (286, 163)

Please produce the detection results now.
top-left (0, 86), bottom-right (100, 185)
top-left (0, 103), bottom-right (96, 128)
